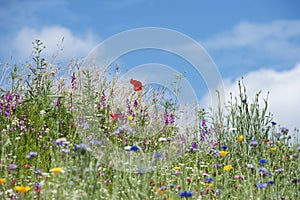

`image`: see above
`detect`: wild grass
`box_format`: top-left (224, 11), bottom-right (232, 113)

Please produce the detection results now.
top-left (0, 40), bottom-right (299, 199)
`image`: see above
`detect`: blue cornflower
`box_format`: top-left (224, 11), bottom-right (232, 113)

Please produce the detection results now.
top-left (90, 140), bottom-right (102, 145)
top-left (259, 159), bottom-right (267, 164)
top-left (61, 148), bottom-right (70, 154)
top-left (268, 180), bottom-right (275, 185)
top-left (249, 140), bottom-right (258, 147)
top-left (205, 177), bottom-right (213, 183)
top-left (154, 153), bottom-right (163, 158)
top-left (257, 183), bottom-right (267, 188)
top-left (136, 169), bottom-right (145, 174)
top-left (74, 143), bottom-right (90, 151)
top-left (179, 191), bottom-right (193, 197)
top-left (130, 145), bottom-right (139, 151)
top-left (34, 169), bottom-right (41, 174)
top-left (26, 151), bottom-right (38, 159)
top-left (221, 145), bottom-right (228, 150)
top-left (258, 167), bottom-right (268, 173)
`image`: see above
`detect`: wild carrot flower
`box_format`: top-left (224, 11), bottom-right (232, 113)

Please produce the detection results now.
top-left (237, 135), bottom-right (244, 142)
top-left (14, 186), bottom-right (30, 193)
top-left (220, 151), bottom-right (229, 157)
top-left (50, 167), bottom-right (63, 174)
top-left (0, 178), bottom-right (6, 185)
top-left (223, 164), bottom-right (233, 171)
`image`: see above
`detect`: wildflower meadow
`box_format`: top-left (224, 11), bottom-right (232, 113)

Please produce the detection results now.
top-left (0, 40), bottom-right (299, 199)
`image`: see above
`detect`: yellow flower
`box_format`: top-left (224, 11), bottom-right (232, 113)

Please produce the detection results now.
top-left (50, 167), bottom-right (63, 174)
top-left (157, 188), bottom-right (168, 195)
top-left (14, 186), bottom-right (30, 193)
top-left (205, 183), bottom-right (213, 188)
top-left (220, 151), bottom-right (229, 157)
top-left (237, 135), bottom-right (244, 142)
top-left (128, 115), bottom-right (134, 121)
top-left (174, 166), bottom-right (181, 171)
top-left (0, 178), bottom-right (6, 185)
top-left (270, 147), bottom-right (276, 151)
top-left (223, 164), bottom-right (233, 171)
top-left (130, 122), bottom-right (136, 127)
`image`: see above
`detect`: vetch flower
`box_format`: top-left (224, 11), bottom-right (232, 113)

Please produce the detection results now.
top-left (223, 164), bottom-right (233, 171)
top-left (14, 186), bottom-right (30, 193)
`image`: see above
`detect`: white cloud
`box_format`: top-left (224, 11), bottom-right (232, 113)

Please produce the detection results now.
top-left (12, 26), bottom-right (99, 60)
top-left (200, 63), bottom-right (300, 136)
top-left (203, 20), bottom-right (300, 70)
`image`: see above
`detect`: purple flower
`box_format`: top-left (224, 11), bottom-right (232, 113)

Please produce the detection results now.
top-left (61, 148), bottom-right (70, 154)
top-left (34, 169), bottom-right (41, 174)
top-left (74, 143), bottom-right (90, 151)
top-left (214, 163), bottom-right (222, 168)
top-left (179, 191), bottom-right (193, 197)
top-left (71, 73), bottom-right (76, 90)
top-left (249, 140), bottom-right (258, 147)
top-left (9, 164), bottom-right (18, 170)
top-left (154, 153), bottom-right (163, 158)
top-left (257, 183), bottom-right (267, 188)
top-left (271, 121), bottom-right (277, 125)
top-left (56, 98), bottom-right (61, 107)
top-left (90, 140), bottom-right (102, 145)
top-left (136, 169), bottom-right (145, 174)
top-left (26, 151), bottom-right (38, 159)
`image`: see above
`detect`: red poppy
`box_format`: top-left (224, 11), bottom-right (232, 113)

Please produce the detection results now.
top-left (110, 113), bottom-right (122, 120)
top-left (130, 79), bottom-right (142, 91)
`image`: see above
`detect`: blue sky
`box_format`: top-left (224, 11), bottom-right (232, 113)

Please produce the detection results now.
top-left (1, 0), bottom-right (300, 133)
